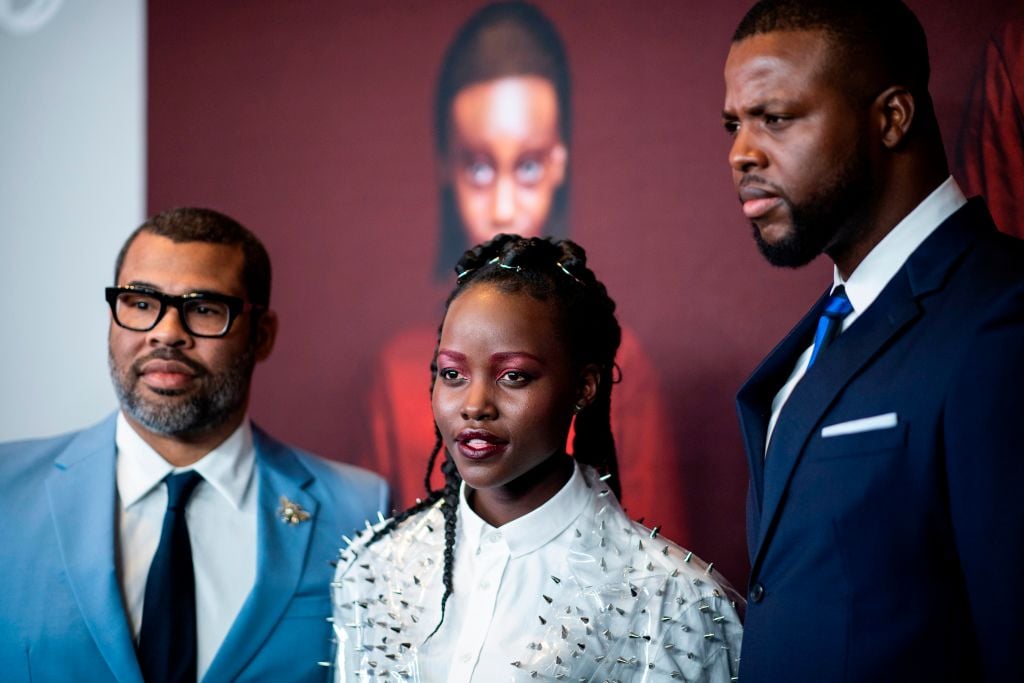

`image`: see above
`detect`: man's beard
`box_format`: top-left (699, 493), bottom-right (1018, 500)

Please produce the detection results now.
top-left (752, 141), bottom-right (873, 269)
top-left (109, 346), bottom-right (255, 437)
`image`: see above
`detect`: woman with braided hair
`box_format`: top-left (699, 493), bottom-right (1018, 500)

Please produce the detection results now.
top-left (333, 235), bottom-right (742, 682)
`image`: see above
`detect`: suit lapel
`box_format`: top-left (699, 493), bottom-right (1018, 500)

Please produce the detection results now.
top-left (203, 429), bottom-right (319, 682)
top-left (45, 414), bottom-right (144, 683)
top-left (737, 291), bottom-right (829, 515)
top-left (753, 274), bottom-right (919, 563)
top-left (746, 199), bottom-right (990, 576)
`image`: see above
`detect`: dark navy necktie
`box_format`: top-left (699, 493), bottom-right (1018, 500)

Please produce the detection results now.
top-left (138, 470), bottom-right (203, 683)
top-left (807, 286), bottom-right (854, 368)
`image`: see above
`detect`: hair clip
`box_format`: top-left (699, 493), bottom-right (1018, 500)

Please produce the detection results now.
top-left (489, 256), bottom-right (521, 274)
top-left (556, 261), bottom-right (585, 285)
top-left (456, 256), bottom-right (520, 283)
top-left (458, 255), bottom-right (577, 283)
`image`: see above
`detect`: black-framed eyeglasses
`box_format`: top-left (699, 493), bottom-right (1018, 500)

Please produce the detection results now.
top-left (105, 285), bottom-right (263, 338)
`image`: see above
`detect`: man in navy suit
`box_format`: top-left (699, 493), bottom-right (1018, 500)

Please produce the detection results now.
top-left (724, 1), bottom-right (1024, 680)
top-left (0, 208), bottom-right (389, 682)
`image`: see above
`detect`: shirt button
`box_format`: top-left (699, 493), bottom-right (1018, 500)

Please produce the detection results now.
top-left (460, 652), bottom-right (472, 663)
top-left (479, 580), bottom-right (490, 591)
top-left (750, 583), bottom-right (765, 603)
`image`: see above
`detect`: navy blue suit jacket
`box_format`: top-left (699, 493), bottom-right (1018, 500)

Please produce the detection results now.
top-left (736, 199), bottom-right (1024, 681)
top-left (0, 414), bottom-right (390, 682)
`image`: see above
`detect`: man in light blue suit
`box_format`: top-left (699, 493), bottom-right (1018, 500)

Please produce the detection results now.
top-left (0, 208), bottom-right (389, 682)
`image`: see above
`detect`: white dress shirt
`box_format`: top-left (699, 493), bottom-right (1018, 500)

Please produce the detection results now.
top-left (116, 412), bottom-right (258, 679)
top-left (333, 463), bottom-right (743, 682)
top-left (765, 177), bottom-right (968, 449)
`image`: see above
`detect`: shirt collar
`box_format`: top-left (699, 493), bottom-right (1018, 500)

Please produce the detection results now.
top-left (834, 176), bottom-right (967, 315)
top-left (459, 460), bottom-right (590, 558)
top-left (115, 411), bottom-right (256, 511)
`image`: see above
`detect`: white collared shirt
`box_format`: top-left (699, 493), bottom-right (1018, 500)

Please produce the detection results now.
top-left (765, 177), bottom-right (968, 450)
top-left (116, 412), bottom-right (258, 678)
top-left (420, 465), bottom-right (591, 682)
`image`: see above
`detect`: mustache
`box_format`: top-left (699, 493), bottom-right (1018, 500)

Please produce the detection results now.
top-left (131, 348), bottom-right (208, 377)
top-left (738, 174), bottom-right (786, 196)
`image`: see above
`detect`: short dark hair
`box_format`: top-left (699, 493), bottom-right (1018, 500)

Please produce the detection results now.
top-left (114, 207), bottom-right (272, 307)
top-left (733, 0), bottom-right (932, 108)
top-left (434, 1), bottom-right (572, 276)
top-left (435, 1), bottom-right (570, 155)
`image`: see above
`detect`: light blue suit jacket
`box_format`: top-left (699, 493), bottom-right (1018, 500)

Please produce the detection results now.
top-left (0, 413), bottom-right (390, 682)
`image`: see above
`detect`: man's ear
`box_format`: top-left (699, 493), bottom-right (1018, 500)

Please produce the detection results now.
top-left (875, 86), bottom-right (916, 149)
top-left (253, 309), bottom-right (278, 362)
top-left (575, 363), bottom-right (600, 408)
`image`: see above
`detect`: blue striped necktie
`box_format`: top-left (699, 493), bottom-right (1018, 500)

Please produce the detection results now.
top-left (808, 286), bottom-right (854, 368)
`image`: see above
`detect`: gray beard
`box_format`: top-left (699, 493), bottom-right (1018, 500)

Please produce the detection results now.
top-left (109, 347), bottom-right (255, 437)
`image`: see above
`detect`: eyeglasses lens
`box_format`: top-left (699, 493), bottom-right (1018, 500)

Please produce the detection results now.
top-left (115, 292), bottom-right (231, 336)
top-left (182, 299), bottom-right (231, 336)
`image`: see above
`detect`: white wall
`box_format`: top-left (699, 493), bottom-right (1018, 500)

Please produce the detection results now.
top-left (0, 0), bottom-right (145, 441)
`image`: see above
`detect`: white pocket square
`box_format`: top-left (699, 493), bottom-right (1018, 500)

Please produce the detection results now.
top-left (821, 412), bottom-right (898, 438)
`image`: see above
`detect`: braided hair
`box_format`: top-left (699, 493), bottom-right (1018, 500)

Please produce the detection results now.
top-left (369, 234), bottom-right (622, 637)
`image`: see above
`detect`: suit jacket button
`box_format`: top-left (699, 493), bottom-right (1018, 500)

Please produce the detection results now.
top-left (750, 583), bottom-right (765, 603)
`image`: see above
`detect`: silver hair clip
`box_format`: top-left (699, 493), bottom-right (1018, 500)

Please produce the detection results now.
top-left (556, 261), bottom-right (585, 285)
top-left (456, 256), bottom-right (521, 283)
top-left (490, 257), bottom-right (522, 274)
top-left (458, 256), bottom-right (580, 284)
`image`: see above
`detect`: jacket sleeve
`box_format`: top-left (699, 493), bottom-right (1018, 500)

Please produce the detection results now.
top-left (944, 286), bottom-right (1024, 679)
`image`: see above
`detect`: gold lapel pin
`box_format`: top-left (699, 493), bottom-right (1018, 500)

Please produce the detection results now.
top-left (278, 496), bottom-right (311, 525)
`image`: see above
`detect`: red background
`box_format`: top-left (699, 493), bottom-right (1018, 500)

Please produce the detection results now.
top-left (148, 0), bottom-right (1022, 585)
